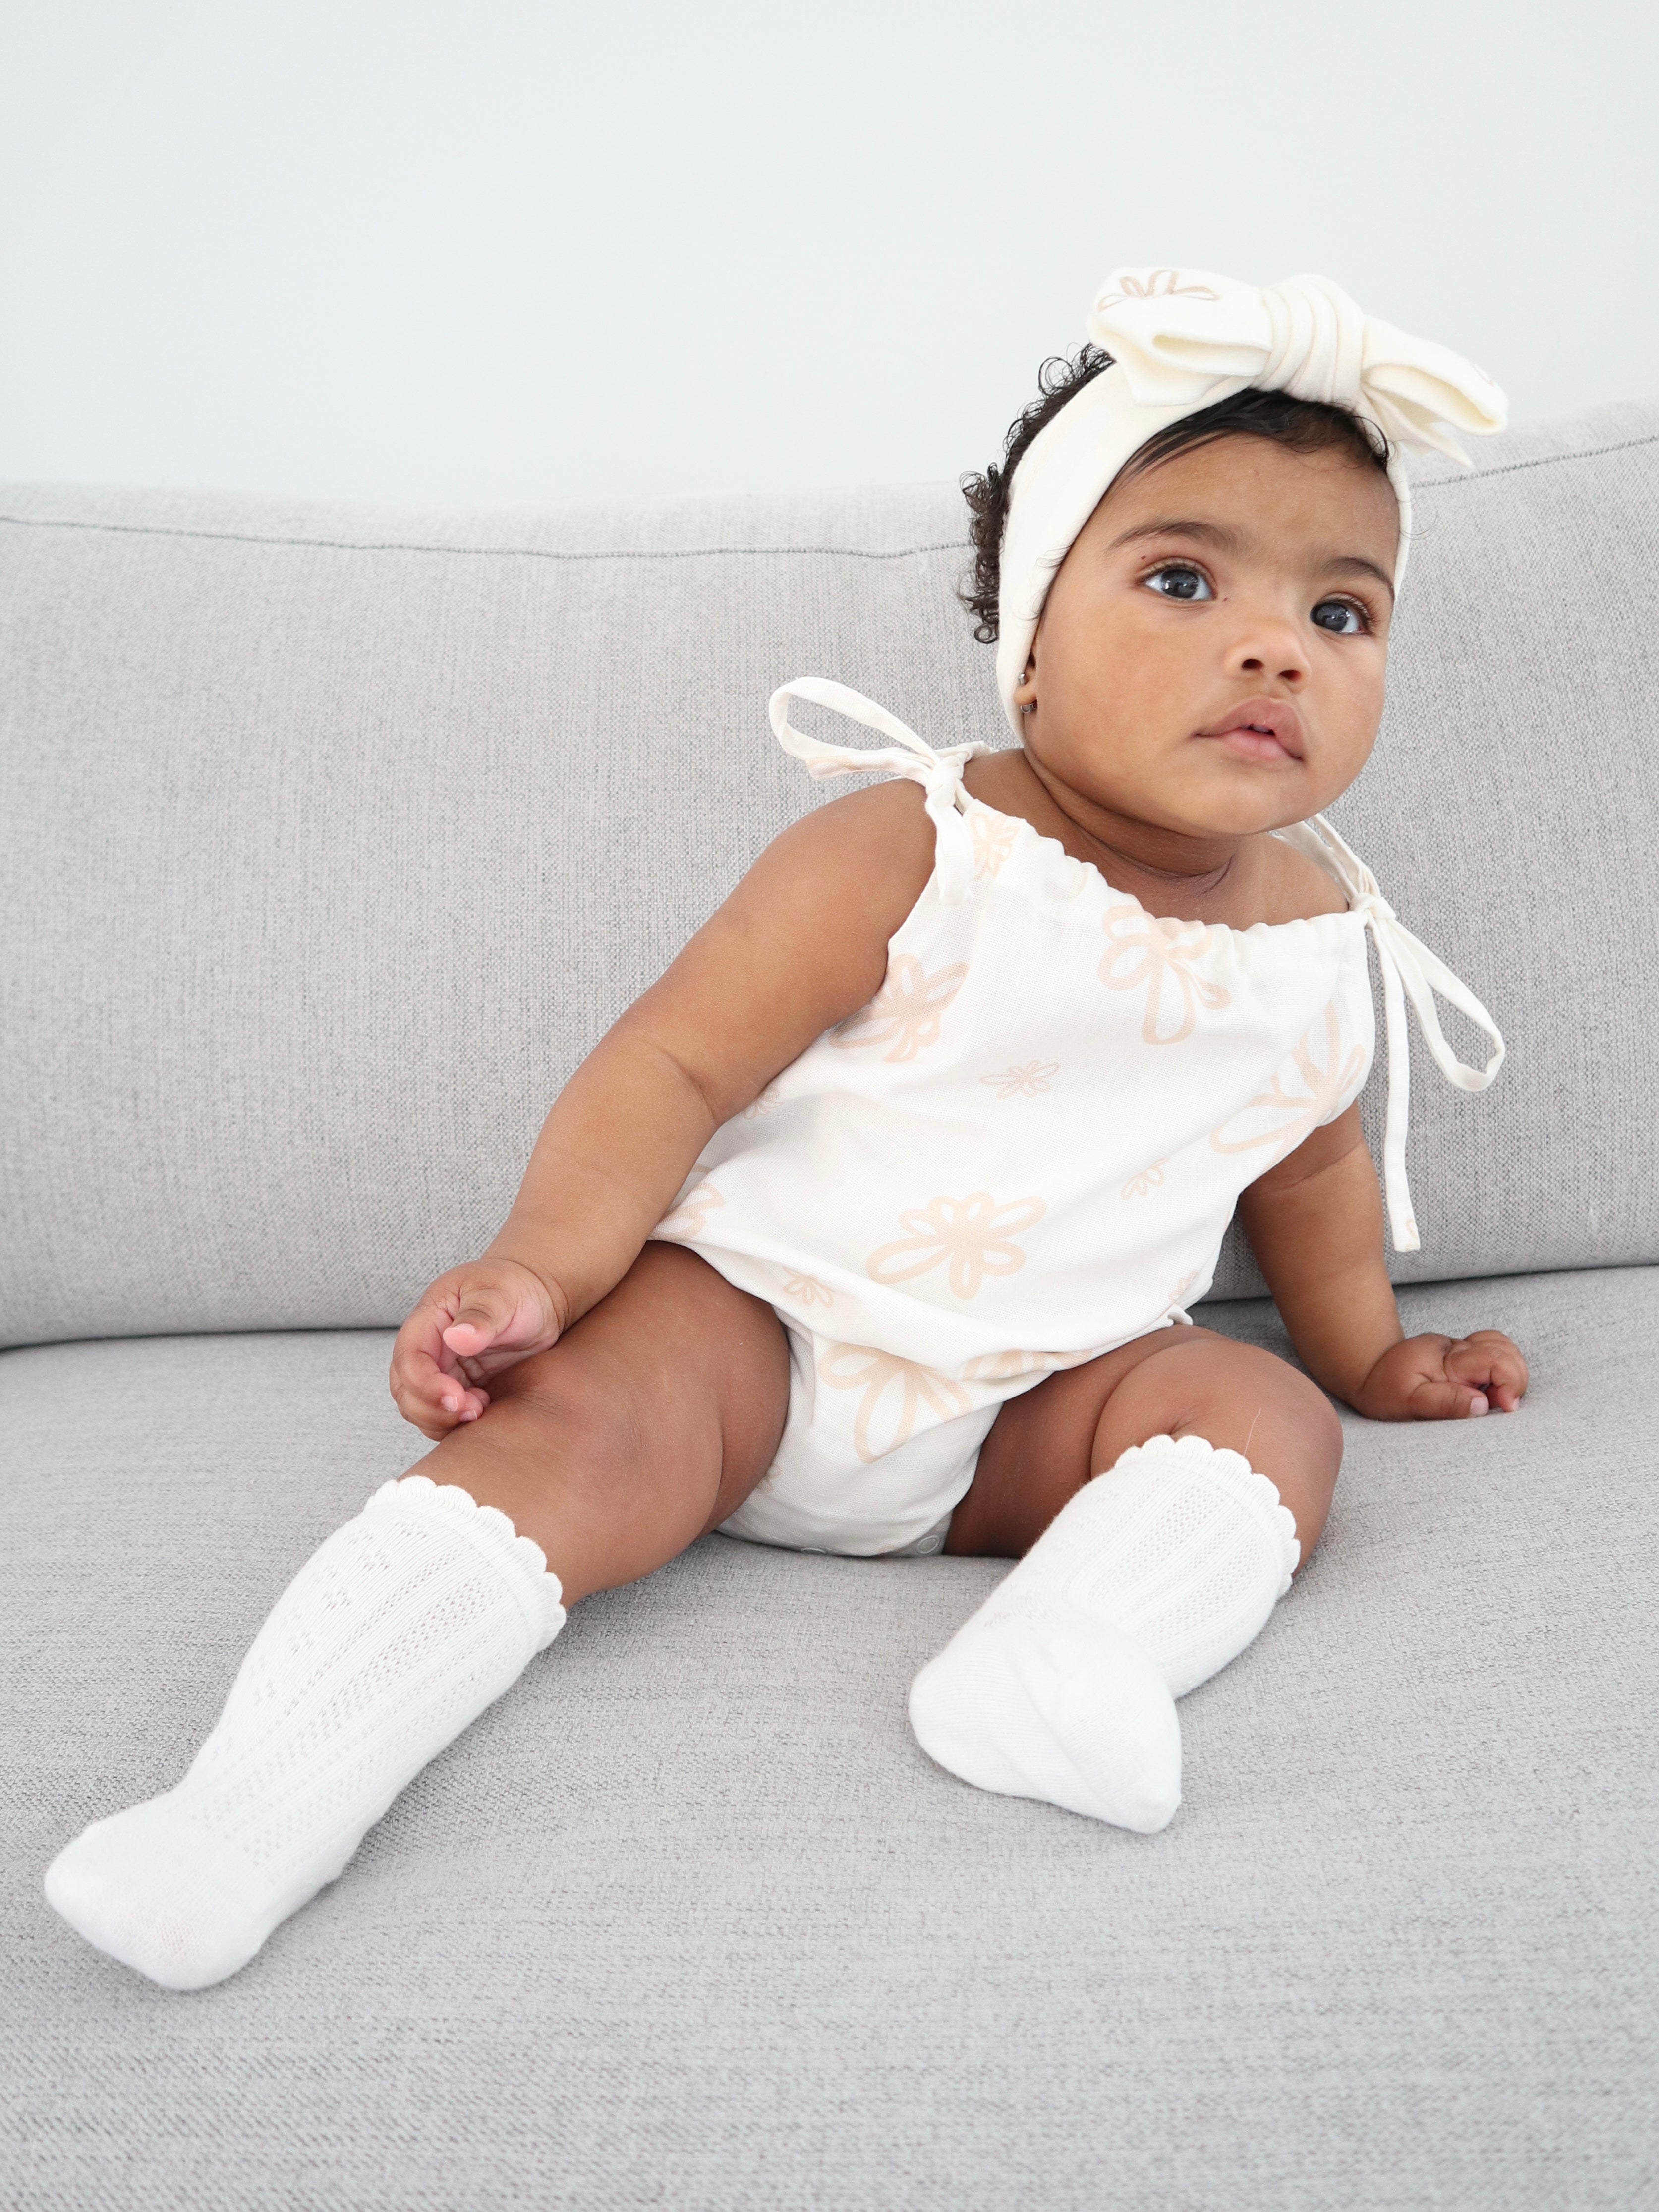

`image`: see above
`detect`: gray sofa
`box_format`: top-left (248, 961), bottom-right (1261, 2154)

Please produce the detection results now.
top-left (3, 404), bottom-right (1657, 2211)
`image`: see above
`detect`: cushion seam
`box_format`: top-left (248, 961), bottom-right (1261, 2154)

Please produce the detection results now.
top-left (0, 513), bottom-right (966, 564)
top-left (1411, 426), bottom-right (1659, 490)
top-left (3, 426), bottom-right (1657, 556)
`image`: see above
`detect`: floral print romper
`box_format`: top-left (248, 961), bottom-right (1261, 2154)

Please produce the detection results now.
top-left (652, 682), bottom-right (1504, 1558)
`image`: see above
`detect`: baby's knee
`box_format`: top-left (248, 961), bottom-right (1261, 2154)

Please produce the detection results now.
top-left (1144, 1334), bottom-right (1342, 1531)
top-left (479, 1352), bottom-right (642, 1494)
top-left (1224, 1340), bottom-right (1342, 1459)
top-left (1176, 1332), bottom-right (1322, 1405)
top-left (1200, 1342), bottom-right (1342, 1557)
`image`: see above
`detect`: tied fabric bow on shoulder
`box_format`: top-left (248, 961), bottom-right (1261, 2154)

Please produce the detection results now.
top-left (994, 264), bottom-right (1508, 730)
top-left (1360, 890), bottom-right (1505, 1253)
top-left (1281, 817), bottom-right (1505, 1254)
top-left (769, 679), bottom-right (991, 903)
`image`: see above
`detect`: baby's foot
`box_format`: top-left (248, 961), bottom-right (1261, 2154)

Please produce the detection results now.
top-left (908, 1605), bottom-right (1181, 1833)
top-left (45, 1793), bottom-right (339, 1991)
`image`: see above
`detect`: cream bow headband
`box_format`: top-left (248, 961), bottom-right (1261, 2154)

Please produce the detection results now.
top-left (993, 267), bottom-right (1508, 731)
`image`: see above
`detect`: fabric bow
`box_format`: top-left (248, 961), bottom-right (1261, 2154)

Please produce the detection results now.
top-left (1086, 267), bottom-right (1506, 465)
top-left (993, 263), bottom-right (1509, 729)
top-left (769, 679), bottom-right (990, 904)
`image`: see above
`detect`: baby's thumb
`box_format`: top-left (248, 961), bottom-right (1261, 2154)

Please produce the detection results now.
top-left (1411, 1375), bottom-right (1488, 1421)
top-left (443, 1291), bottom-right (511, 1355)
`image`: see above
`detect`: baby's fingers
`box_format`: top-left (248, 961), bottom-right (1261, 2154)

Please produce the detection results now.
top-left (433, 1375), bottom-right (490, 1424)
top-left (389, 1339), bottom-right (486, 1437)
top-left (1445, 1332), bottom-right (1529, 1413)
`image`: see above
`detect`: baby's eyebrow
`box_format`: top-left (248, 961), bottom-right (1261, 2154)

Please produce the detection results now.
top-left (1109, 518), bottom-right (1395, 601)
top-left (1107, 517), bottom-right (1242, 554)
top-left (1323, 552), bottom-right (1396, 600)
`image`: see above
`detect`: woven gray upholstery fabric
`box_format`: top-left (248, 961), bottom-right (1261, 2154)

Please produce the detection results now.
top-left (4, 402), bottom-right (1659, 1347)
top-left (5, 1269), bottom-right (1655, 2211)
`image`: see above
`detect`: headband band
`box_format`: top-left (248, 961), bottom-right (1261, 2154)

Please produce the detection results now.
top-left (993, 267), bottom-right (1507, 732)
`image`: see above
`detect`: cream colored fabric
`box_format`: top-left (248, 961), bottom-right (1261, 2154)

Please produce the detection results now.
top-left (666, 685), bottom-right (1501, 1556)
top-left (993, 266), bottom-right (1509, 728)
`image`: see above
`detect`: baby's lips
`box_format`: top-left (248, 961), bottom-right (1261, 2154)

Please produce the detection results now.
top-left (1194, 694), bottom-right (1307, 759)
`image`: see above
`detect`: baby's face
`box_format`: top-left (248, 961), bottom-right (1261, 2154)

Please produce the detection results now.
top-left (1020, 433), bottom-right (1400, 840)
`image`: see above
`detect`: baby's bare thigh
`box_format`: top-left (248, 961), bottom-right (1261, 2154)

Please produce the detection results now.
top-left (425, 1245), bottom-right (791, 1595)
top-left (949, 1326), bottom-right (1342, 1560)
top-left (491, 1243), bottom-right (790, 1490)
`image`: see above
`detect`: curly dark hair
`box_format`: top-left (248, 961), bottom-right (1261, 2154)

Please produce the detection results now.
top-left (960, 349), bottom-right (1392, 644)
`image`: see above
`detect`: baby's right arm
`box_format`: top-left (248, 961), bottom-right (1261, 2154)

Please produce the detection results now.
top-left (389, 780), bottom-right (936, 1437)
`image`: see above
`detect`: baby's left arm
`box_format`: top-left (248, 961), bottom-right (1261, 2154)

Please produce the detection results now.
top-left (1237, 1106), bottom-right (1528, 1420)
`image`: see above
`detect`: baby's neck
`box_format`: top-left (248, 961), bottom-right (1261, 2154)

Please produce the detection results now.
top-left (965, 748), bottom-right (1259, 925)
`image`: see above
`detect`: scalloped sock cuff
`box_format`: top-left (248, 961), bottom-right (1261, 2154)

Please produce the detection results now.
top-left (909, 1433), bottom-right (1301, 1831)
top-left (45, 1475), bottom-right (565, 1991)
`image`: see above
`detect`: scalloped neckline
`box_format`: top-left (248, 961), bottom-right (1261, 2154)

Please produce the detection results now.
top-left (958, 791), bottom-right (1360, 942)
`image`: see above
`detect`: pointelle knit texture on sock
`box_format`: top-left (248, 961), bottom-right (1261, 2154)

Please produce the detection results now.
top-left (909, 1433), bottom-right (1301, 1832)
top-left (45, 1474), bottom-right (565, 1991)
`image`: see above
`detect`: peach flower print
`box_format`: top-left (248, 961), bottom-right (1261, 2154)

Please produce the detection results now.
top-left (655, 1180), bottom-right (724, 1240)
top-left (1209, 1004), bottom-right (1365, 1160)
top-left (970, 810), bottom-right (1017, 879)
top-left (868, 1191), bottom-right (1046, 1299)
top-left (739, 1081), bottom-right (784, 1120)
top-left (782, 1271), bottom-right (835, 1310)
top-left (817, 1343), bottom-right (971, 1463)
top-left (1121, 1158), bottom-right (1168, 1200)
top-left (982, 1060), bottom-right (1059, 1100)
top-left (1100, 903), bottom-right (1231, 1044)
top-left (831, 955), bottom-right (968, 1063)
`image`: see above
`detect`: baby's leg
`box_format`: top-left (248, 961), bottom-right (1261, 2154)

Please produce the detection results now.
top-left (950, 1324), bottom-right (1341, 1560)
top-left (413, 1244), bottom-right (791, 1602)
top-left (46, 1246), bottom-right (787, 1988)
top-left (912, 1328), bottom-right (1339, 1832)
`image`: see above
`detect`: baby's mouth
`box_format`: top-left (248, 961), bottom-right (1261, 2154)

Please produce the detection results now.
top-left (1215, 724), bottom-right (1298, 764)
top-left (1195, 697), bottom-right (1307, 764)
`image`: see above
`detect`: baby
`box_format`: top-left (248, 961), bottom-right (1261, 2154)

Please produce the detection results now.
top-left (46, 267), bottom-right (1528, 1990)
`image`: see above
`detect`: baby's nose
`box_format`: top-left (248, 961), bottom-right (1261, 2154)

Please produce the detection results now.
top-left (1237, 651), bottom-right (1307, 685)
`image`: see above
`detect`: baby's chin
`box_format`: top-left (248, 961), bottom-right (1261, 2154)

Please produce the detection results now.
top-left (1194, 739), bottom-right (1363, 819)
top-left (1089, 766), bottom-right (1326, 844)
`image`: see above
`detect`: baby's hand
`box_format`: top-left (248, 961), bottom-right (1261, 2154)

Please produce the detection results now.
top-left (1354, 1330), bottom-right (1529, 1422)
top-left (389, 1258), bottom-right (567, 1439)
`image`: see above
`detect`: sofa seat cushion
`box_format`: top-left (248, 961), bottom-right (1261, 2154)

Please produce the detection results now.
top-left (5, 1267), bottom-right (1656, 2210)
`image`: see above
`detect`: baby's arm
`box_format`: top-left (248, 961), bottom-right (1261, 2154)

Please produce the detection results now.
top-left (1237, 1107), bottom-right (1528, 1419)
top-left (390, 783), bottom-right (937, 1438)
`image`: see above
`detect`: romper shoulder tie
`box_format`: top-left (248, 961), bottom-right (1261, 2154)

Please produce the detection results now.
top-left (769, 680), bottom-right (993, 904)
top-left (1282, 815), bottom-right (1505, 1254)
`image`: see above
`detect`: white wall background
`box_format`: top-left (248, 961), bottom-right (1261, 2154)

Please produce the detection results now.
top-left (3, 0), bottom-right (1655, 512)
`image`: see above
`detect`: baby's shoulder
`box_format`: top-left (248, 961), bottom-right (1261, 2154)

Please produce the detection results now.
top-left (1246, 833), bottom-right (1352, 926)
top-left (764, 776), bottom-right (936, 886)
top-left (740, 776), bottom-right (938, 939)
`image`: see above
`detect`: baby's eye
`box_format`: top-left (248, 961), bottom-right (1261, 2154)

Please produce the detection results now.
top-left (1144, 563), bottom-right (1214, 603)
top-left (1311, 597), bottom-right (1368, 635)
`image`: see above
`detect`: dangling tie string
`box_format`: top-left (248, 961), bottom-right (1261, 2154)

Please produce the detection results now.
top-left (1352, 889), bottom-right (1505, 1253)
top-left (769, 680), bottom-right (991, 904)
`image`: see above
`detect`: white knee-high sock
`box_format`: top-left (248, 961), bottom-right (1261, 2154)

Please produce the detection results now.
top-left (909, 1433), bottom-right (1301, 1833)
top-left (45, 1475), bottom-right (565, 1991)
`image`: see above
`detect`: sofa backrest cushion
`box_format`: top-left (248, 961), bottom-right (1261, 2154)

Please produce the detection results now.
top-left (3, 402), bottom-right (1658, 1348)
